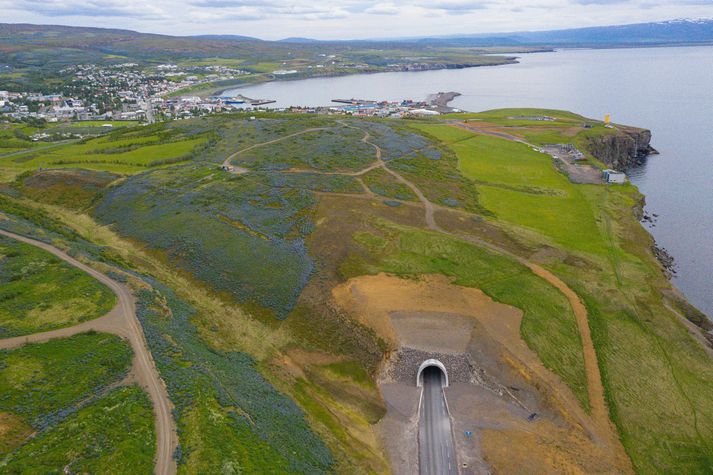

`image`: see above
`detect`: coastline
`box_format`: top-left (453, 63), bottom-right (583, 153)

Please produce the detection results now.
top-left (191, 43), bottom-right (712, 101)
top-left (200, 57), bottom-right (523, 99)
top-left (628, 156), bottom-right (713, 340)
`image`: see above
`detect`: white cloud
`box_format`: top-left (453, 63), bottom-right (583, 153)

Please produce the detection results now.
top-left (1, 0), bottom-right (712, 39)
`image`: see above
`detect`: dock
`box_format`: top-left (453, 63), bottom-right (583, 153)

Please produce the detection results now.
top-left (223, 94), bottom-right (276, 106)
top-left (332, 98), bottom-right (377, 105)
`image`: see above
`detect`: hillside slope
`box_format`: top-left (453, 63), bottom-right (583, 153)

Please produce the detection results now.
top-left (0, 111), bottom-right (711, 473)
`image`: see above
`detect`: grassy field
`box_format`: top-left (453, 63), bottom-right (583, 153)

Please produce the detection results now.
top-left (0, 235), bottom-right (116, 337)
top-left (0, 122), bottom-right (209, 175)
top-left (0, 333), bottom-right (133, 455)
top-left (412, 123), bottom-right (606, 253)
top-left (0, 123), bottom-right (52, 155)
top-left (555, 185), bottom-right (713, 474)
top-left (0, 121), bottom-right (140, 158)
top-left (1, 386), bottom-right (155, 474)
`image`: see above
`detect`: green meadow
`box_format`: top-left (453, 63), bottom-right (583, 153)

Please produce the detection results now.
top-left (1, 386), bottom-right (155, 475)
top-left (0, 235), bottom-right (115, 337)
top-left (412, 123), bottom-right (606, 253)
top-left (0, 333), bottom-right (133, 455)
top-left (0, 122), bottom-right (208, 175)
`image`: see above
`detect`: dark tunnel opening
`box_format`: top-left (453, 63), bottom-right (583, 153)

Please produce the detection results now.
top-left (421, 365), bottom-right (446, 388)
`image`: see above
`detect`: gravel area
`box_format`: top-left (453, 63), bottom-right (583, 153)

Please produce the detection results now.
top-left (386, 347), bottom-right (475, 385)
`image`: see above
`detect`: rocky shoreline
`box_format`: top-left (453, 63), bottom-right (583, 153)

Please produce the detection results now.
top-left (585, 125), bottom-right (658, 170)
top-left (591, 135), bottom-right (712, 344)
top-left (641, 211), bottom-right (677, 277)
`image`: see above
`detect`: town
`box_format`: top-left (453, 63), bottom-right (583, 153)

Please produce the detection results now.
top-left (1, 62), bottom-right (455, 129)
top-left (0, 62), bottom-right (252, 123)
top-left (0, 49), bottom-right (471, 127)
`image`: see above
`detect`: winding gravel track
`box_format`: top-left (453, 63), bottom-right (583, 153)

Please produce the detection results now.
top-left (0, 229), bottom-right (177, 475)
top-left (221, 127), bottom-right (329, 171)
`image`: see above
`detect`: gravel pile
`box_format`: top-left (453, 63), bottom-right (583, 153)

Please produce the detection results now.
top-left (386, 347), bottom-right (475, 385)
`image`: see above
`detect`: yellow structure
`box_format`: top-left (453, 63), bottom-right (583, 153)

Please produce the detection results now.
top-left (604, 114), bottom-right (611, 125)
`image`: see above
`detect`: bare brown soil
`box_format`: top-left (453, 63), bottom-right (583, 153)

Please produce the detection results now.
top-left (0, 412), bottom-right (32, 455)
top-left (332, 273), bottom-right (515, 349)
top-left (333, 272), bottom-right (633, 474)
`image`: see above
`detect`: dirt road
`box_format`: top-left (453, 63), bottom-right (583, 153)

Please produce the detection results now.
top-left (0, 229), bottom-right (177, 475)
top-left (451, 121), bottom-right (536, 147)
top-left (221, 127), bottom-right (329, 171)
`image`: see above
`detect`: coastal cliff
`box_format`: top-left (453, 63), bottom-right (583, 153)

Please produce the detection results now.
top-left (584, 126), bottom-right (657, 170)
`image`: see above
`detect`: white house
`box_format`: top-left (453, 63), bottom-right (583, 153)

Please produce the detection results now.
top-left (603, 169), bottom-right (626, 184)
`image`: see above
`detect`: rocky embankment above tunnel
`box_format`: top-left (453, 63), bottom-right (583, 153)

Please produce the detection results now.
top-left (584, 126), bottom-right (657, 170)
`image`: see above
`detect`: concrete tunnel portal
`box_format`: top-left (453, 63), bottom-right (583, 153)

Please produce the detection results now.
top-left (416, 359), bottom-right (449, 388)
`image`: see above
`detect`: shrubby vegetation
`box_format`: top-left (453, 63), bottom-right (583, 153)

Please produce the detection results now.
top-left (1, 386), bottom-right (155, 474)
top-left (0, 235), bottom-right (116, 337)
top-left (360, 121), bottom-right (441, 161)
top-left (94, 165), bottom-right (315, 318)
top-left (0, 193), bottom-right (84, 242)
top-left (0, 333), bottom-right (133, 455)
top-left (362, 167), bottom-right (417, 201)
top-left (12, 168), bottom-right (119, 210)
top-left (265, 171), bottom-right (364, 194)
top-left (366, 123), bottom-right (487, 213)
top-left (235, 124), bottom-right (375, 172)
top-left (186, 115), bottom-right (331, 165)
top-left (135, 280), bottom-right (333, 473)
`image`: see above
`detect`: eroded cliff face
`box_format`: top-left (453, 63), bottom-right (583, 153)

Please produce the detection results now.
top-left (584, 126), bottom-right (657, 170)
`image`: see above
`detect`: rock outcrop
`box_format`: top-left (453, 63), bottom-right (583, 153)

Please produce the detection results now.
top-left (584, 126), bottom-right (657, 170)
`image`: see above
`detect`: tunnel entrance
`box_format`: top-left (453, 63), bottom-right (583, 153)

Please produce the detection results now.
top-left (416, 359), bottom-right (449, 387)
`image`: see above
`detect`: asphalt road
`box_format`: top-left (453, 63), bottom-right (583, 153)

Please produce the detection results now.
top-left (419, 367), bottom-right (458, 475)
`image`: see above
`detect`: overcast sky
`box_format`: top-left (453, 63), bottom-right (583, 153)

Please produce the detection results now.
top-left (2, 0), bottom-right (713, 40)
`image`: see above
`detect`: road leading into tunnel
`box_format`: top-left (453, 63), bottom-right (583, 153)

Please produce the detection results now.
top-left (419, 367), bottom-right (458, 475)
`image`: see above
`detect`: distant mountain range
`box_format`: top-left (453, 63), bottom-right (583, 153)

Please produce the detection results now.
top-left (1, 18), bottom-right (712, 56)
top-left (1, 18), bottom-right (712, 78)
top-left (282, 18), bottom-right (713, 47)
